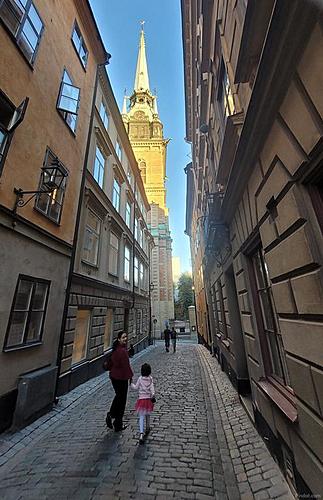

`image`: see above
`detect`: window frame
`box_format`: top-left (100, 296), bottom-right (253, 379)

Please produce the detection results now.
top-left (57, 69), bottom-right (80, 133)
top-left (125, 200), bottom-right (131, 228)
top-left (108, 231), bottom-right (119, 276)
top-left (217, 58), bottom-right (235, 124)
top-left (115, 140), bottom-right (122, 161)
top-left (124, 245), bottom-right (131, 282)
top-left (139, 262), bottom-right (144, 287)
top-left (71, 308), bottom-right (91, 365)
top-left (0, 90), bottom-right (29, 176)
top-left (71, 20), bottom-right (88, 68)
top-left (0, 0), bottom-right (44, 65)
top-left (112, 178), bottom-right (121, 212)
top-left (248, 245), bottom-right (290, 386)
top-left (93, 144), bottom-right (105, 188)
top-left (99, 100), bottom-right (109, 130)
top-left (82, 208), bottom-right (101, 266)
top-left (34, 148), bottom-right (68, 224)
top-left (4, 274), bottom-right (50, 352)
top-left (134, 256), bottom-right (139, 287)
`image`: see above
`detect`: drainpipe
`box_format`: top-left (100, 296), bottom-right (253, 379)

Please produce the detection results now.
top-left (54, 62), bottom-right (107, 401)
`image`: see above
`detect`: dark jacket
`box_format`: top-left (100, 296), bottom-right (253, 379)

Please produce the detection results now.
top-left (171, 329), bottom-right (177, 340)
top-left (110, 344), bottom-right (133, 380)
top-left (164, 328), bottom-right (171, 341)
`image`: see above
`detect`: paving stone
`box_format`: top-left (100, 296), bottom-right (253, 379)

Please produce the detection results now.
top-left (0, 344), bottom-right (293, 500)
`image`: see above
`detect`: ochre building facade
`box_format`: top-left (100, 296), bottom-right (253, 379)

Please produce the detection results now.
top-left (123, 29), bottom-right (174, 338)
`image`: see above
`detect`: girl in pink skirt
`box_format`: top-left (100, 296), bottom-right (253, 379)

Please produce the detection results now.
top-left (131, 363), bottom-right (155, 444)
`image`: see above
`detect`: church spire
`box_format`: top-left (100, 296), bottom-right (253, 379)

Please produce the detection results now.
top-left (134, 22), bottom-right (150, 92)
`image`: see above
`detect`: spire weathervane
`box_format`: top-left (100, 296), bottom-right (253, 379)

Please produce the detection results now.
top-left (140, 20), bottom-right (145, 31)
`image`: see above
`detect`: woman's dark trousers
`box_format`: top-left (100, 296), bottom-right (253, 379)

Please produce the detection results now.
top-left (109, 378), bottom-right (128, 430)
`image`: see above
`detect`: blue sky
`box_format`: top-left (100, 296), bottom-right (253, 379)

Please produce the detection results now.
top-left (90, 0), bottom-right (192, 274)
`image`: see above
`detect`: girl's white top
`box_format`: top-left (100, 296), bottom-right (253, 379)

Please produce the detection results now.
top-left (131, 375), bottom-right (155, 399)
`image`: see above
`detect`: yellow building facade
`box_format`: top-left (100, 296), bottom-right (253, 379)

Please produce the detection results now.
top-left (123, 28), bottom-right (174, 337)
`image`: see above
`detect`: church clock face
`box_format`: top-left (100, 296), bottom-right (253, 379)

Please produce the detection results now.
top-left (134, 111), bottom-right (146, 120)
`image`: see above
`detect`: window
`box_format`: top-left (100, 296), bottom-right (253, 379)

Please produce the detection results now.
top-left (112, 178), bottom-right (120, 212)
top-left (4, 275), bottom-right (50, 350)
top-left (72, 309), bottom-right (90, 364)
top-left (83, 209), bottom-right (101, 265)
top-left (0, 90), bottom-right (28, 175)
top-left (250, 247), bottom-right (289, 384)
top-left (57, 69), bottom-right (80, 133)
top-left (134, 217), bottom-right (138, 240)
top-left (108, 232), bottom-right (119, 275)
top-left (218, 59), bottom-right (235, 121)
top-left (125, 201), bottom-right (131, 227)
top-left (93, 146), bottom-right (105, 188)
top-left (115, 140), bottom-right (122, 161)
top-left (99, 101), bottom-right (109, 130)
top-left (35, 149), bottom-right (68, 223)
top-left (139, 262), bottom-right (144, 287)
top-left (104, 309), bottom-right (114, 350)
top-left (139, 160), bottom-right (146, 183)
top-left (124, 245), bottom-right (130, 282)
top-left (71, 21), bottom-right (88, 67)
top-left (0, 0), bottom-right (43, 63)
top-left (138, 224), bottom-right (143, 247)
top-left (134, 256), bottom-right (139, 286)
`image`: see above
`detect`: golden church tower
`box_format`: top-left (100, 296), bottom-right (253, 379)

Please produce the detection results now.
top-left (123, 26), bottom-right (174, 337)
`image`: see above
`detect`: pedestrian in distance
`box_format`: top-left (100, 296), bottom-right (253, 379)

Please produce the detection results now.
top-left (171, 327), bottom-right (177, 353)
top-left (106, 331), bottom-right (133, 432)
top-left (164, 326), bottom-right (171, 352)
top-left (131, 363), bottom-right (155, 444)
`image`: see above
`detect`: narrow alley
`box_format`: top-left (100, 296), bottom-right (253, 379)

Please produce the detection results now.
top-left (0, 342), bottom-right (292, 500)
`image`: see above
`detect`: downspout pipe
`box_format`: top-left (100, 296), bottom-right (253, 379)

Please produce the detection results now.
top-left (54, 63), bottom-right (106, 401)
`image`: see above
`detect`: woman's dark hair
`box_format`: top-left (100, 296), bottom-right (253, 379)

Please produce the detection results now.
top-left (141, 363), bottom-right (151, 376)
top-left (112, 331), bottom-right (127, 351)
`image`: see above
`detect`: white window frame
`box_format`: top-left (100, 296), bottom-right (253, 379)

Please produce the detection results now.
top-left (134, 256), bottom-right (139, 287)
top-left (93, 145), bottom-right (105, 188)
top-left (112, 178), bottom-right (121, 212)
top-left (108, 231), bottom-right (119, 276)
top-left (82, 209), bottom-right (101, 266)
top-left (124, 245), bottom-right (130, 282)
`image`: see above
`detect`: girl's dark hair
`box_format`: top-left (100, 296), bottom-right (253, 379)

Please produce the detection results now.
top-left (141, 363), bottom-right (151, 376)
top-left (112, 331), bottom-right (127, 351)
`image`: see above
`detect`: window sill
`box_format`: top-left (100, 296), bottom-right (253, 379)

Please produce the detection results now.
top-left (258, 379), bottom-right (298, 423)
top-left (3, 341), bottom-right (43, 353)
top-left (221, 338), bottom-right (230, 349)
top-left (81, 259), bottom-right (99, 269)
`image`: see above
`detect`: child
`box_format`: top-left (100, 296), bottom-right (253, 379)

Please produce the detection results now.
top-left (131, 363), bottom-right (155, 444)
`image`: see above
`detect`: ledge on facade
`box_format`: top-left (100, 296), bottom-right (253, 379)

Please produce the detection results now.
top-left (234, 0), bottom-right (275, 84)
top-left (257, 379), bottom-right (298, 423)
top-left (84, 187), bottom-right (108, 218)
top-left (217, 111), bottom-right (244, 187)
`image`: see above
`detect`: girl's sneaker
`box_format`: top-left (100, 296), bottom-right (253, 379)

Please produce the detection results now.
top-left (139, 433), bottom-right (144, 444)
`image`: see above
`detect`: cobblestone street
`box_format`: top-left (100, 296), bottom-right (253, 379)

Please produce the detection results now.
top-left (0, 343), bottom-right (293, 500)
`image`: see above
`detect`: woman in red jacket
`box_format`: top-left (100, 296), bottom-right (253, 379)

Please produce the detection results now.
top-left (106, 331), bottom-right (133, 432)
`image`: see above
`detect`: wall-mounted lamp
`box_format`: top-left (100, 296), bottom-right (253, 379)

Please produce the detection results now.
top-left (13, 159), bottom-right (67, 214)
top-left (199, 123), bottom-right (209, 134)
